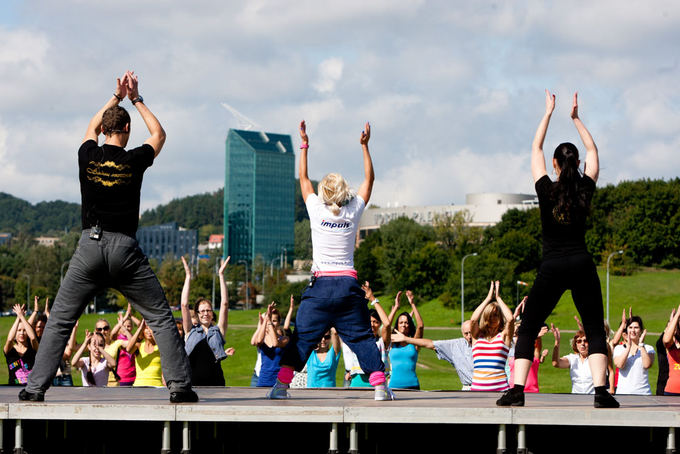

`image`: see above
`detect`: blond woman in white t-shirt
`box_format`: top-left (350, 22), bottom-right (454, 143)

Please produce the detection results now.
top-left (267, 121), bottom-right (393, 401)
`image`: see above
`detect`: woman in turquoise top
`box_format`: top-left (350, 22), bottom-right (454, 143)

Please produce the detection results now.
top-left (306, 328), bottom-right (341, 388)
top-left (388, 291), bottom-right (424, 389)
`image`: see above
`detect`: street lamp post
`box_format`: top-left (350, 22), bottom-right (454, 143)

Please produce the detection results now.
top-left (606, 250), bottom-right (624, 325)
top-left (23, 274), bottom-right (30, 308)
top-left (211, 256), bottom-right (218, 306)
top-left (238, 260), bottom-right (250, 310)
top-left (460, 253), bottom-right (478, 325)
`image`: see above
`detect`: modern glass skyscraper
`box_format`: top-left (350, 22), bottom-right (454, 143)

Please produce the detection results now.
top-left (224, 129), bottom-right (295, 264)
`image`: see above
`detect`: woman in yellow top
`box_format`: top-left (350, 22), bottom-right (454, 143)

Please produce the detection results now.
top-left (126, 319), bottom-right (164, 387)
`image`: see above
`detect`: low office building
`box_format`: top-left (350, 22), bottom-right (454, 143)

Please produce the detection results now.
top-left (358, 192), bottom-right (537, 240)
top-left (136, 222), bottom-right (198, 264)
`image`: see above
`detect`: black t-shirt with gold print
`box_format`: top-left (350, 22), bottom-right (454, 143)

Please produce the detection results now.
top-left (78, 139), bottom-right (154, 236)
top-left (535, 174), bottom-right (596, 260)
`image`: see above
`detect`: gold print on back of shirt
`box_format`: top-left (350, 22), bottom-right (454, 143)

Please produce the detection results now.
top-left (86, 161), bottom-right (133, 187)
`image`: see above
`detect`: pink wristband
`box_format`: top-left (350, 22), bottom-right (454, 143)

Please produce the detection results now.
top-left (300, 143), bottom-right (309, 149)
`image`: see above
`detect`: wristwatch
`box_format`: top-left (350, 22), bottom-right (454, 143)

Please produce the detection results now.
top-left (131, 96), bottom-right (144, 105)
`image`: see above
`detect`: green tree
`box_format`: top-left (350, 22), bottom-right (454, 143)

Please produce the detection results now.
top-left (294, 220), bottom-right (312, 260)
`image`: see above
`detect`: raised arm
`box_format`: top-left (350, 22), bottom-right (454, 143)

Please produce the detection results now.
top-left (387, 291), bottom-right (402, 326)
top-left (125, 71), bottom-right (166, 157)
top-left (613, 340), bottom-right (632, 369)
top-left (63, 322), bottom-right (79, 360)
top-left (14, 304), bottom-right (39, 351)
top-left (126, 320), bottom-right (145, 354)
top-left (250, 312), bottom-right (266, 347)
top-left (263, 302), bottom-right (288, 348)
top-left (330, 327), bottom-right (341, 355)
top-left (217, 256), bottom-right (231, 336)
top-left (283, 294), bottom-right (294, 332)
top-left (638, 330), bottom-right (654, 369)
top-left (531, 90), bottom-right (554, 183)
top-left (373, 300), bottom-right (391, 348)
top-left (610, 307), bottom-right (629, 350)
top-left (494, 282), bottom-right (515, 346)
top-left (570, 93), bottom-right (599, 182)
top-left (3, 315), bottom-right (21, 354)
top-left (298, 121), bottom-right (314, 202)
top-left (356, 122), bottom-right (375, 203)
top-left (180, 256), bottom-right (194, 336)
top-left (27, 296), bottom-right (39, 326)
top-left (550, 324), bottom-right (570, 369)
top-left (663, 305), bottom-right (680, 348)
top-left (100, 343), bottom-right (117, 370)
top-left (72, 330), bottom-right (92, 369)
top-left (470, 282), bottom-right (495, 340)
top-left (391, 331), bottom-right (436, 350)
top-left (406, 290), bottom-right (424, 339)
top-left (83, 74), bottom-right (128, 144)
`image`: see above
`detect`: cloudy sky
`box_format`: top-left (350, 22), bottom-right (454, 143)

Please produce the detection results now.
top-left (1, 1), bottom-right (679, 212)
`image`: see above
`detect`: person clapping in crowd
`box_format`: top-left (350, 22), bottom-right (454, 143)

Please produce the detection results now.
top-left (343, 282), bottom-right (392, 388)
top-left (252, 302), bottom-right (289, 388)
top-left (613, 313), bottom-right (654, 395)
top-left (4, 304), bottom-right (39, 385)
top-left (306, 328), bottom-right (341, 388)
top-left (106, 305), bottom-right (136, 386)
top-left (550, 324), bottom-right (594, 394)
top-left (470, 281), bottom-right (514, 392)
top-left (127, 320), bottom-right (164, 387)
top-left (392, 320), bottom-right (473, 390)
top-left (387, 290), bottom-right (424, 390)
top-left (661, 305), bottom-right (680, 395)
top-left (72, 330), bottom-right (116, 387)
top-left (181, 255), bottom-right (231, 386)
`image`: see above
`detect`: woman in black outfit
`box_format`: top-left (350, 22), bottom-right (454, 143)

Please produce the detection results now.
top-left (497, 91), bottom-right (619, 408)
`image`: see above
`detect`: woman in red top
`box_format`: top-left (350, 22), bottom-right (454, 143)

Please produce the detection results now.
top-left (662, 305), bottom-right (680, 395)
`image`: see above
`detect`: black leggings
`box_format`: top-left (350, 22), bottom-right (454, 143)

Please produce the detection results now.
top-left (515, 253), bottom-right (607, 360)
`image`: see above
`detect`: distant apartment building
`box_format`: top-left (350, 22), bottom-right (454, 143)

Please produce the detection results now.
top-left (208, 234), bottom-right (224, 250)
top-left (0, 233), bottom-right (11, 246)
top-left (136, 222), bottom-right (198, 264)
top-left (35, 236), bottom-right (60, 247)
top-left (358, 192), bottom-right (538, 240)
top-left (224, 129), bottom-right (295, 264)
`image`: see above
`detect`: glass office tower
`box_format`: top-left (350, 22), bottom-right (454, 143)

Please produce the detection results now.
top-left (224, 129), bottom-right (295, 264)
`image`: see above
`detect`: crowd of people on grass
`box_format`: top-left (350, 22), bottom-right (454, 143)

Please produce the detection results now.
top-left (7, 285), bottom-right (679, 397)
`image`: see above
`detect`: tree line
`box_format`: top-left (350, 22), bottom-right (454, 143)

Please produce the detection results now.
top-left (0, 177), bottom-right (677, 310)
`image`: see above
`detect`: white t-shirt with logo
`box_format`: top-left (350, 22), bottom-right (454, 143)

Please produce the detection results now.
top-left (306, 193), bottom-right (365, 272)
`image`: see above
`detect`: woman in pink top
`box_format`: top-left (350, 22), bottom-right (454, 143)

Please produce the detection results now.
top-left (470, 281), bottom-right (514, 392)
top-left (268, 121), bottom-right (391, 401)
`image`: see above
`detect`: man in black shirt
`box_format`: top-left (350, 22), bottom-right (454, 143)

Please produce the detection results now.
top-left (20, 72), bottom-right (197, 402)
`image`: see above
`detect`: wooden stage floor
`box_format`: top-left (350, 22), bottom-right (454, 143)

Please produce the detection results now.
top-left (0, 386), bottom-right (679, 453)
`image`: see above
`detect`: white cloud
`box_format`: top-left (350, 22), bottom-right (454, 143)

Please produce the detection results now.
top-left (313, 58), bottom-right (344, 94)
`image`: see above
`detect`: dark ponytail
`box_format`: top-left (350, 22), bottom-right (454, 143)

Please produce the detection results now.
top-left (552, 142), bottom-right (588, 224)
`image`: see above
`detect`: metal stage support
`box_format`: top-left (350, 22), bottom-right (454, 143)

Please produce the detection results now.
top-left (669, 427), bottom-right (677, 454)
top-left (497, 424), bottom-right (507, 454)
top-left (328, 423), bottom-right (339, 454)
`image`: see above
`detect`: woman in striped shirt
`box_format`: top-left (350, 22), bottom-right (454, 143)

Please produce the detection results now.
top-left (470, 281), bottom-right (514, 392)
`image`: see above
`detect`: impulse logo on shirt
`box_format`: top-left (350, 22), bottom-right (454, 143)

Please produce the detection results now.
top-left (320, 219), bottom-right (351, 229)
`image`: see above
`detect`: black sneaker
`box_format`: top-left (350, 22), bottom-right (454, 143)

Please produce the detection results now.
top-left (169, 390), bottom-right (199, 403)
top-left (594, 392), bottom-right (620, 408)
top-left (496, 389), bottom-right (524, 406)
top-left (18, 389), bottom-right (44, 402)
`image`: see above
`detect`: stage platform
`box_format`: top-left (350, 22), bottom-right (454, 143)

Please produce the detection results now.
top-left (0, 386), bottom-right (678, 453)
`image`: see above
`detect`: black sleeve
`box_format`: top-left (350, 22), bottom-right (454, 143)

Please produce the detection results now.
top-left (78, 139), bottom-right (98, 163)
top-left (128, 144), bottom-right (155, 169)
top-left (534, 175), bottom-right (552, 201)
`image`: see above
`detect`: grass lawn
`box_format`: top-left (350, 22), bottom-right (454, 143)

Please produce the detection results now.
top-left (0, 267), bottom-right (676, 393)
